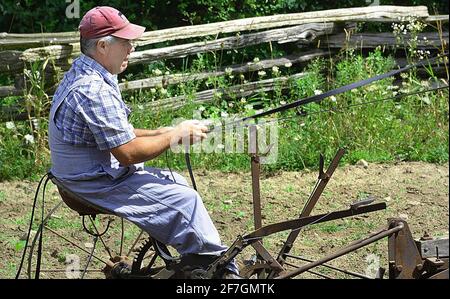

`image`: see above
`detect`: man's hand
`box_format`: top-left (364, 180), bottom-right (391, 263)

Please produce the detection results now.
top-left (111, 121), bottom-right (207, 166)
top-left (171, 120), bottom-right (208, 146)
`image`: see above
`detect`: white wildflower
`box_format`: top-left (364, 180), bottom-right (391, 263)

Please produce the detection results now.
top-left (228, 102), bottom-right (234, 108)
top-left (330, 95), bottom-right (337, 103)
top-left (272, 66), bottom-right (279, 74)
top-left (150, 88), bottom-right (156, 94)
top-left (387, 85), bottom-right (399, 90)
top-left (239, 74), bottom-right (245, 80)
top-left (153, 69), bottom-right (162, 76)
top-left (24, 69), bottom-right (32, 78)
top-left (217, 144), bottom-right (225, 150)
top-left (314, 90), bottom-right (323, 95)
top-left (225, 67), bottom-right (233, 75)
top-left (421, 80), bottom-right (430, 87)
top-left (164, 71), bottom-right (170, 76)
top-left (284, 62), bottom-right (292, 68)
top-left (24, 134), bottom-right (35, 144)
top-left (198, 106), bottom-right (206, 112)
top-left (258, 70), bottom-right (266, 77)
top-left (5, 121), bottom-right (15, 130)
top-left (160, 88), bottom-right (167, 95)
top-left (253, 57), bottom-right (260, 63)
top-left (240, 97), bottom-right (247, 103)
top-left (280, 100), bottom-right (286, 105)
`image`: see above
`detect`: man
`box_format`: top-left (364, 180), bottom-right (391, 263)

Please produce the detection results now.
top-left (48, 6), bottom-right (239, 278)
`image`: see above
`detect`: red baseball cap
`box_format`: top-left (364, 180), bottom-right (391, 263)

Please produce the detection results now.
top-left (79, 6), bottom-right (145, 40)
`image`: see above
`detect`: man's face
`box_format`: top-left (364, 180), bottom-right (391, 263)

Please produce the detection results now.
top-left (102, 37), bottom-right (134, 74)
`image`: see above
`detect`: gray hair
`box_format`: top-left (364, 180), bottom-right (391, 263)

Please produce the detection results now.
top-left (80, 35), bottom-right (117, 56)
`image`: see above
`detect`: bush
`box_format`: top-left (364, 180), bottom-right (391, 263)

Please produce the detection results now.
top-left (0, 0), bottom-right (447, 33)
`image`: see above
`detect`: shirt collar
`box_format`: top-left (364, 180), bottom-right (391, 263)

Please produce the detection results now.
top-left (76, 53), bottom-right (118, 87)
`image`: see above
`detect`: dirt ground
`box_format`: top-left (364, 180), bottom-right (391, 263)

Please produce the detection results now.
top-left (0, 161), bottom-right (448, 279)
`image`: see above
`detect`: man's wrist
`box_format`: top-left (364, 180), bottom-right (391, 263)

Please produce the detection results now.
top-left (158, 126), bottom-right (175, 135)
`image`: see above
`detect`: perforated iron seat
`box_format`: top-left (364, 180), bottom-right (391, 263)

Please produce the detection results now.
top-left (49, 172), bottom-right (113, 216)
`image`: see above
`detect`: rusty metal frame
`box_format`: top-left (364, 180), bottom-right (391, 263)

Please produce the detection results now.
top-left (239, 127), bottom-right (448, 279)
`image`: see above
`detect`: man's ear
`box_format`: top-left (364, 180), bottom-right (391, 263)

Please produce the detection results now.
top-left (96, 39), bottom-right (108, 55)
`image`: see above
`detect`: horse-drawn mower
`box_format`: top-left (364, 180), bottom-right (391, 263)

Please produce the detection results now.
top-left (18, 146), bottom-right (448, 279)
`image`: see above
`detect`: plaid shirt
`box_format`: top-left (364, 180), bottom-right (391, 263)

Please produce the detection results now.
top-left (53, 54), bottom-right (135, 150)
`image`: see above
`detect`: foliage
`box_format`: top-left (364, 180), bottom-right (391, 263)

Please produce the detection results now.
top-left (121, 48), bottom-right (448, 174)
top-left (0, 0), bottom-right (447, 33)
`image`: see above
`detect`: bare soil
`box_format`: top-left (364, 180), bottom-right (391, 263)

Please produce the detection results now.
top-left (0, 161), bottom-right (448, 279)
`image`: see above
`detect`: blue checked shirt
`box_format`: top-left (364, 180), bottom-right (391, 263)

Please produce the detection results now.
top-left (53, 54), bottom-right (135, 151)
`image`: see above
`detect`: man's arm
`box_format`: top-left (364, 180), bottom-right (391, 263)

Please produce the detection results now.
top-left (134, 127), bottom-right (173, 137)
top-left (111, 120), bottom-right (207, 166)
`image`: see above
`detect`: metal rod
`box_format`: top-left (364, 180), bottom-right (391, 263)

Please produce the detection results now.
top-left (44, 226), bottom-right (114, 267)
top-left (81, 236), bottom-right (98, 279)
top-left (126, 229), bottom-right (144, 257)
top-left (276, 223), bottom-right (404, 279)
top-left (30, 269), bottom-right (103, 273)
top-left (284, 261), bottom-right (332, 279)
top-left (120, 218), bottom-right (124, 256)
top-left (284, 254), bottom-right (371, 279)
top-left (245, 202), bottom-right (386, 240)
top-left (251, 241), bottom-right (285, 272)
top-left (88, 216), bottom-right (113, 259)
top-left (26, 202), bottom-right (64, 279)
top-left (276, 149), bottom-right (345, 262)
top-left (249, 125), bottom-right (262, 230)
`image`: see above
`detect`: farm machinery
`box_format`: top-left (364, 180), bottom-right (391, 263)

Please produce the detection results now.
top-left (18, 145), bottom-right (448, 280)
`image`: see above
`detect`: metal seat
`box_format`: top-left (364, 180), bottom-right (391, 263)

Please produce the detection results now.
top-left (49, 173), bottom-right (113, 216)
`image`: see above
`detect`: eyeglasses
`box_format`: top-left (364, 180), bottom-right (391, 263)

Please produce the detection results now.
top-left (117, 38), bottom-right (136, 48)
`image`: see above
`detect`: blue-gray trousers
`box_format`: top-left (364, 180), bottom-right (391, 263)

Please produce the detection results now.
top-left (59, 167), bottom-right (238, 274)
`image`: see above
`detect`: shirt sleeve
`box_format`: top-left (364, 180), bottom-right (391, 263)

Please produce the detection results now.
top-left (76, 83), bottom-right (136, 150)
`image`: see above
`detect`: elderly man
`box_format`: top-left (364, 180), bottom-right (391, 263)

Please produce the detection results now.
top-left (48, 6), bottom-right (239, 278)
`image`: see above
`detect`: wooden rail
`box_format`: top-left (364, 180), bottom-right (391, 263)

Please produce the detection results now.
top-left (0, 5), bottom-right (448, 122)
top-left (0, 6), bottom-right (437, 49)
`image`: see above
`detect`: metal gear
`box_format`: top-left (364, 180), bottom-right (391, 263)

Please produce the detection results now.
top-left (131, 237), bottom-right (171, 277)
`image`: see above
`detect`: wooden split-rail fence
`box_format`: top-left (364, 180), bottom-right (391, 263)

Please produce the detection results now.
top-left (0, 5), bottom-right (448, 122)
